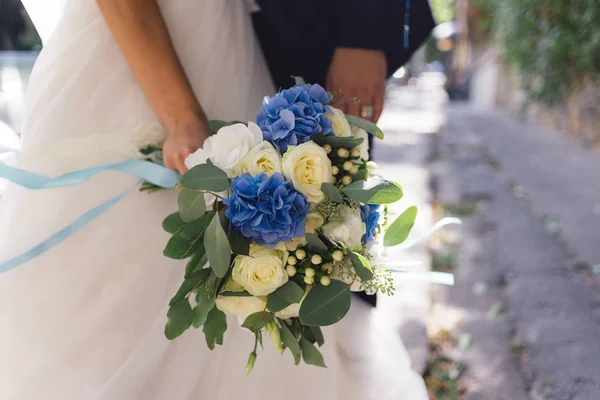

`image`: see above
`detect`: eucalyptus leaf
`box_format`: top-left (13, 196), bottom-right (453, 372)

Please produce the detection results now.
top-left (321, 182), bottom-right (343, 203)
top-left (340, 178), bottom-right (403, 204)
top-left (204, 214), bottom-right (232, 278)
top-left (203, 307), bottom-right (227, 350)
top-left (309, 326), bottom-right (325, 347)
top-left (165, 298), bottom-right (193, 340)
top-left (178, 190), bottom-right (206, 223)
top-left (163, 235), bottom-right (194, 260)
top-left (348, 251), bottom-right (374, 281)
top-left (280, 323), bottom-right (301, 364)
top-left (219, 291), bottom-right (253, 297)
top-left (185, 245), bottom-right (207, 278)
top-left (242, 311), bottom-right (273, 332)
top-left (353, 168), bottom-right (368, 182)
top-left (192, 290), bottom-right (216, 328)
top-left (300, 337), bottom-right (327, 367)
top-left (311, 133), bottom-right (364, 148)
top-left (267, 293), bottom-right (291, 313)
top-left (305, 233), bottom-right (328, 252)
top-left (169, 269), bottom-right (210, 306)
top-left (162, 212), bottom-right (185, 234)
top-left (274, 281), bottom-right (305, 303)
top-left (180, 212), bottom-right (214, 241)
top-left (299, 279), bottom-right (351, 326)
top-left (383, 205), bottom-right (418, 247)
top-left (345, 114), bottom-right (385, 139)
top-left (181, 163), bottom-right (230, 192)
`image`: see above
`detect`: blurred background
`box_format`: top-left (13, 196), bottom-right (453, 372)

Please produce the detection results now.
top-left (1, 1), bottom-right (599, 399)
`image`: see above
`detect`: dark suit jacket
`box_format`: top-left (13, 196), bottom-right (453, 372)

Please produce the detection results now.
top-left (252, 0), bottom-right (436, 89)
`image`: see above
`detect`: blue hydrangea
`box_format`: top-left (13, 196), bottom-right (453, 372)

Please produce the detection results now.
top-left (257, 83), bottom-right (333, 153)
top-left (360, 204), bottom-right (381, 244)
top-left (223, 173), bottom-right (310, 247)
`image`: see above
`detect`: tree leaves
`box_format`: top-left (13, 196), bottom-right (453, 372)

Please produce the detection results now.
top-left (345, 114), bottom-right (385, 139)
top-left (383, 205), bottom-right (418, 247)
top-left (300, 337), bottom-right (327, 367)
top-left (348, 251), bottom-right (374, 281)
top-left (280, 323), bottom-right (301, 365)
top-left (163, 235), bottom-right (195, 260)
top-left (242, 311), bottom-right (273, 332)
top-left (165, 298), bottom-right (193, 340)
top-left (203, 307), bottom-right (227, 350)
top-left (340, 178), bottom-right (403, 204)
top-left (179, 212), bottom-right (213, 241)
top-left (178, 190), bottom-right (206, 223)
top-left (321, 182), bottom-right (343, 203)
top-left (162, 212), bottom-right (185, 234)
top-left (204, 214), bottom-right (231, 278)
top-left (299, 279), bottom-right (351, 326)
top-left (192, 291), bottom-right (216, 328)
top-left (181, 164), bottom-right (230, 192)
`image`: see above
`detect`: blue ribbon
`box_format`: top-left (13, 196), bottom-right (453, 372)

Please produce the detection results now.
top-left (0, 159), bottom-right (179, 273)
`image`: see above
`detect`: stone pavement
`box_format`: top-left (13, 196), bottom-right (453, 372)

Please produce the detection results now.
top-left (431, 103), bottom-right (600, 399)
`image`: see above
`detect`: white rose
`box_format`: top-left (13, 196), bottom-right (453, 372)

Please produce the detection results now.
top-left (326, 107), bottom-right (351, 137)
top-left (232, 245), bottom-right (289, 296)
top-left (215, 295), bottom-right (267, 320)
top-left (282, 141), bottom-right (333, 203)
top-left (351, 126), bottom-right (370, 161)
top-left (322, 206), bottom-right (366, 251)
top-left (236, 141), bottom-right (282, 177)
top-left (184, 122), bottom-right (263, 177)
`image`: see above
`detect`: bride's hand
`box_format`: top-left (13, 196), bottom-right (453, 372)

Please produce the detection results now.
top-left (163, 120), bottom-right (213, 174)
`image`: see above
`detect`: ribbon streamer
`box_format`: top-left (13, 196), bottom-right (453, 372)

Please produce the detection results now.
top-left (0, 159), bottom-right (179, 273)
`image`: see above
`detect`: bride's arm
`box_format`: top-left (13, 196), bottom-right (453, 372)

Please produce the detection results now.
top-left (97, 0), bottom-right (210, 173)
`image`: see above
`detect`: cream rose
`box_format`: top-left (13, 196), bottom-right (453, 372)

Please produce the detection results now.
top-left (184, 122), bottom-right (263, 177)
top-left (236, 141), bottom-right (282, 177)
top-left (282, 141), bottom-right (333, 203)
top-left (283, 209), bottom-right (324, 250)
top-left (326, 107), bottom-right (351, 137)
top-left (232, 245), bottom-right (289, 296)
top-left (351, 126), bottom-right (370, 160)
top-left (215, 295), bottom-right (267, 320)
top-left (322, 206), bottom-right (366, 251)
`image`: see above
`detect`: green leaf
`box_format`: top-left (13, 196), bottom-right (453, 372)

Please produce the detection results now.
top-left (275, 281), bottom-right (305, 303)
top-left (346, 114), bottom-right (385, 139)
top-left (311, 133), bottom-right (364, 148)
top-left (162, 212), bottom-right (185, 234)
top-left (267, 293), bottom-right (291, 313)
top-left (192, 289), bottom-right (216, 328)
top-left (203, 307), bottom-right (227, 350)
top-left (219, 291), bottom-right (253, 297)
top-left (340, 178), bottom-right (403, 204)
top-left (353, 168), bottom-right (368, 182)
top-left (305, 233), bottom-right (328, 252)
top-left (242, 311), bottom-right (273, 332)
top-left (163, 235), bottom-right (195, 260)
top-left (228, 227), bottom-right (250, 256)
top-left (169, 269), bottom-right (210, 306)
top-left (185, 245), bottom-right (207, 278)
top-left (292, 76), bottom-right (306, 85)
top-left (204, 214), bottom-right (232, 278)
top-left (178, 190), bottom-right (206, 223)
top-left (300, 337), bottom-right (327, 367)
top-left (309, 326), bottom-right (325, 347)
top-left (165, 298), bottom-right (193, 340)
top-left (180, 212), bottom-right (214, 241)
top-left (280, 323), bottom-right (301, 364)
top-left (348, 251), bottom-right (374, 281)
top-left (181, 163), bottom-right (230, 192)
top-left (383, 205), bottom-right (418, 247)
top-left (299, 279), bottom-right (351, 326)
top-left (321, 182), bottom-right (343, 203)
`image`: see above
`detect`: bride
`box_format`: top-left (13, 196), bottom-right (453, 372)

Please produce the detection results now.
top-left (0, 1), bottom-right (428, 399)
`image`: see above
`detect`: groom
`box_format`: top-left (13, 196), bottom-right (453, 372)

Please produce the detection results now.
top-left (252, 0), bottom-right (435, 306)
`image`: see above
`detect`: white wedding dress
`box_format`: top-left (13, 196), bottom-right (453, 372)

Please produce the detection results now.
top-left (0, 1), bottom-right (428, 399)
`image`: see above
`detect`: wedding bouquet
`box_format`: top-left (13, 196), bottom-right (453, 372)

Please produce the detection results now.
top-left (161, 79), bottom-right (418, 372)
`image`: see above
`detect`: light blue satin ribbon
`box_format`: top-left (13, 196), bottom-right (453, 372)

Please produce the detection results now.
top-left (0, 159), bottom-right (179, 273)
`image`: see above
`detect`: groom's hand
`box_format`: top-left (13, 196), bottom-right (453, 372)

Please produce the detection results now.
top-left (326, 48), bottom-right (387, 122)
